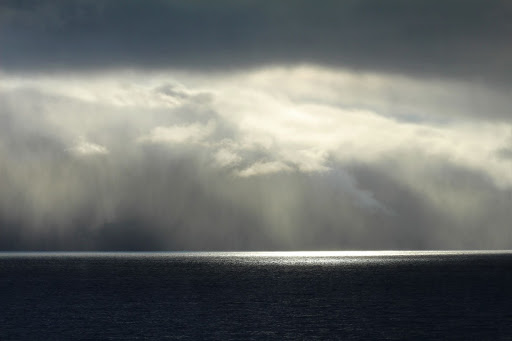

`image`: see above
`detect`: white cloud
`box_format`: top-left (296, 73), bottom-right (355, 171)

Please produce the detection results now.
top-left (202, 67), bottom-right (512, 187)
top-left (237, 161), bottom-right (293, 177)
top-left (139, 121), bottom-right (215, 145)
top-left (3, 65), bottom-right (512, 204)
top-left (68, 139), bottom-right (109, 156)
top-left (213, 148), bottom-right (242, 168)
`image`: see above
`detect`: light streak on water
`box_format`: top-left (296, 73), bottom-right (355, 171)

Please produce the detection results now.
top-left (2, 250), bottom-right (511, 266)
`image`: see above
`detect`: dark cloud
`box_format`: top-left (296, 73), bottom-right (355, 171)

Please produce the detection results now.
top-left (3, 151), bottom-right (512, 251)
top-left (1, 0), bottom-right (511, 83)
top-left (348, 160), bottom-right (512, 249)
top-left (497, 148), bottom-right (512, 160)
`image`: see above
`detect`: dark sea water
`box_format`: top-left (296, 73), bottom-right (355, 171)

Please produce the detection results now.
top-left (1, 251), bottom-right (512, 340)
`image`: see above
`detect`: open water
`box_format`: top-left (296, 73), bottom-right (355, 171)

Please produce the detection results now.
top-left (1, 251), bottom-right (512, 340)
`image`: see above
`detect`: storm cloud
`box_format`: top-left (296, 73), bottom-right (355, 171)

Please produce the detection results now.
top-left (1, 1), bottom-right (512, 250)
top-left (1, 0), bottom-right (512, 84)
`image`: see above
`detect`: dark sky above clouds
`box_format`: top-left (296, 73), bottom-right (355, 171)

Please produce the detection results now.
top-left (1, 0), bottom-right (512, 251)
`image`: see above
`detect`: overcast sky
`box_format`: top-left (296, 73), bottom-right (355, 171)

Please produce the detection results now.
top-left (1, 0), bottom-right (512, 251)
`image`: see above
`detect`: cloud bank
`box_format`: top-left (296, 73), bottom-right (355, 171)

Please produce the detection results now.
top-left (1, 1), bottom-right (511, 250)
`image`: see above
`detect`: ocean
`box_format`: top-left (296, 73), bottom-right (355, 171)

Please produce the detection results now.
top-left (1, 251), bottom-right (512, 340)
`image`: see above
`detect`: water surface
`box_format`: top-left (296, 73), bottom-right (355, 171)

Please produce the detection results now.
top-left (1, 251), bottom-right (511, 340)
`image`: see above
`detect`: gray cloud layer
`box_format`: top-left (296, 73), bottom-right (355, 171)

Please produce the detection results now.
top-left (1, 0), bottom-right (512, 84)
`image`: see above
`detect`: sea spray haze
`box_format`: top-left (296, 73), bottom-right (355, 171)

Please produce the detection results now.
top-left (1, 0), bottom-right (512, 250)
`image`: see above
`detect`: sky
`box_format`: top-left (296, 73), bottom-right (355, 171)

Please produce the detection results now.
top-left (1, 0), bottom-right (512, 251)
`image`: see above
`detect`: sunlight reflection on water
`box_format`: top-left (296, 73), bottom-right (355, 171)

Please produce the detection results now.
top-left (2, 250), bottom-right (512, 339)
top-left (181, 250), bottom-right (512, 266)
top-left (3, 250), bottom-right (510, 266)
